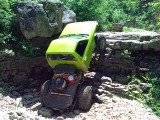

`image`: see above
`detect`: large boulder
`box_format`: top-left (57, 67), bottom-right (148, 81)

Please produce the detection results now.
top-left (94, 31), bottom-right (160, 75)
top-left (96, 31), bottom-right (160, 51)
top-left (62, 6), bottom-right (76, 26)
top-left (15, 0), bottom-right (76, 40)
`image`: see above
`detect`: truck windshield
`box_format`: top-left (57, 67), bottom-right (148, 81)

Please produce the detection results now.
top-left (47, 54), bottom-right (75, 61)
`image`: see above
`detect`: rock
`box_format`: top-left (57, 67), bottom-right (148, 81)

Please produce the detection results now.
top-left (23, 89), bottom-right (32, 93)
top-left (101, 82), bottom-right (128, 95)
top-left (111, 23), bottom-right (124, 32)
top-left (15, 0), bottom-right (76, 40)
top-left (12, 72), bottom-right (29, 86)
top-left (82, 117), bottom-right (87, 120)
top-left (96, 32), bottom-right (160, 51)
top-left (18, 116), bottom-right (26, 120)
top-left (97, 89), bottom-right (105, 95)
top-left (10, 91), bottom-right (20, 97)
top-left (73, 110), bottom-right (80, 115)
top-left (56, 116), bottom-right (64, 120)
top-left (62, 6), bottom-right (76, 26)
top-left (101, 76), bottom-right (112, 83)
top-left (132, 90), bottom-right (140, 96)
top-left (30, 102), bottom-right (42, 111)
top-left (0, 93), bottom-right (3, 100)
top-left (9, 112), bottom-right (19, 120)
top-left (38, 107), bottom-right (53, 118)
top-left (16, 111), bottom-right (23, 116)
top-left (22, 94), bottom-right (34, 106)
top-left (112, 99), bottom-right (117, 103)
top-left (23, 95), bottom-right (33, 101)
top-left (139, 83), bottom-right (151, 93)
top-left (114, 75), bottom-right (130, 85)
top-left (105, 91), bottom-right (113, 97)
top-left (95, 94), bottom-right (109, 102)
top-left (93, 103), bottom-right (100, 108)
top-left (84, 72), bottom-right (96, 79)
top-left (16, 98), bottom-right (23, 107)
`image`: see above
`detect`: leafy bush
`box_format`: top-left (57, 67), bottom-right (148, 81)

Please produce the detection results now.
top-left (62, 0), bottom-right (159, 31)
top-left (128, 73), bottom-right (160, 116)
top-left (0, 0), bottom-right (14, 50)
top-left (0, 0), bottom-right (41, 57)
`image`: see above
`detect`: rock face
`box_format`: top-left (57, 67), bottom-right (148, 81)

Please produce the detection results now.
top-left (0, 56), bottom-right (53, 86)
top-left (95, 31), bottom-right (160, 75)
top-left (15, 0), bottom-right (76, 40)
top-left (96, 32), bottom-right (160, 51)
top-left (91, 31), bottom-right (160, 86)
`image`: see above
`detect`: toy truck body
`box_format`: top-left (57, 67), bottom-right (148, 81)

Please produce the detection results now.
top-left (46, 21), bottom-right (98, 71)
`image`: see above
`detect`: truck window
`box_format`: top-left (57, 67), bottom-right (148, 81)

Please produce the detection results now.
top-left (76, 40), bottom-right (88, 56)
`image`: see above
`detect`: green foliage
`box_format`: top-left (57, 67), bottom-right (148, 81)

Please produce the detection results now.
top-left (0, 0), bottom-right (41, 57)
top-left (145, 74), bottom-right (160, 116)
top-left (0, 0), bottom-right (13, 50)
top-left (62, 0), bottom-right (159, 31)
top-left (128, 73), bottom-right (160, 116)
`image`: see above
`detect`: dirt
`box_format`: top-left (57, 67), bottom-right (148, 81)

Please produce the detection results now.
top-left (0, 79), bottom-right (159, 120)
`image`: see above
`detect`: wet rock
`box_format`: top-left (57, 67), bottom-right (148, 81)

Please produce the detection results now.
top-left (30, 102), bottom-right (42, 111)
top-left (139, 83), bottom-right (151, 93)
top-left (38, 107), bottom-right (53, 118)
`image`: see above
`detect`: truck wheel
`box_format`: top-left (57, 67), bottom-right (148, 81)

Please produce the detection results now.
top-left (78, 86), bottom-right (93, 111)
top-left (96, 36), bottom-right (106, 52)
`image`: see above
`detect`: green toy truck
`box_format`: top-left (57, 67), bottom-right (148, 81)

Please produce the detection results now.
top-left (41, 21), bottom-right (101, 111)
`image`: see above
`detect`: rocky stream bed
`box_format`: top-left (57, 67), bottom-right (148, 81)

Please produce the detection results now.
top-left (0, 74), bottom-right (159, 120)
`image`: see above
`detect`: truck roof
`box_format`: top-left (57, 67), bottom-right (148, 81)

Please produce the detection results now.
top-left (46, 36), bottom-right (85, 53)
top-left (60, 21), bottom-right (98, 37)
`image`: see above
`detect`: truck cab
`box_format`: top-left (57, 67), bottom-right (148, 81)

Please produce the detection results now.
top-left (46, 21), bottom-right (98, 72)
